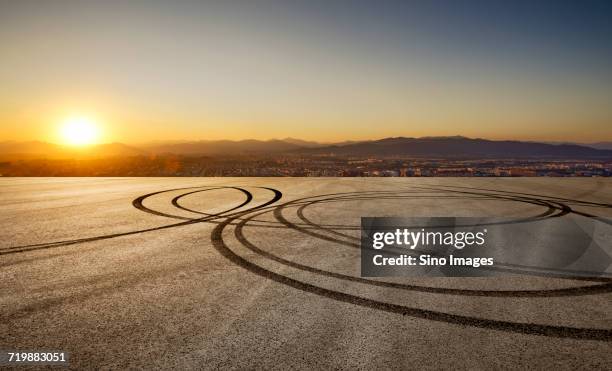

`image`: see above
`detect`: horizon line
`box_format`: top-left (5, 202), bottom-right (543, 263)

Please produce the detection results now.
top-left (2, 135), bottom-right (612, 147)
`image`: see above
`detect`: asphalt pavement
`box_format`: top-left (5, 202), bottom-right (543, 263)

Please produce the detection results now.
top-left (1, 177), bottom-right (611, 369)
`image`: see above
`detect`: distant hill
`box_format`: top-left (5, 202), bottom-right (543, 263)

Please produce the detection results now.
top-left (280, 138), bottom-right (323, 148)
top-left (0, 139), bottom-right (310, 159)
top-left (296, 136), bottom-right (612, 159)
top-left (140, 138), bottom-right (365, 154)
top-left (585, 142), bottom-right (612, 150)
top-left (543, 141), bottom-right (612, 150)
top-left (0, 141), bottom-right (143, 160)
top-left (0, 141), bottom-right (61, 159)
top-left (2, 137), bottom-right (611, 160)
top-left (142, 139), bottom-right (303, 155)
top-left (87, 143), bottom-right (145, 157)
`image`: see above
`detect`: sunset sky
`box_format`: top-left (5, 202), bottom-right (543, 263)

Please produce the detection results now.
top-left (1, 0), bottom-right (611, 144)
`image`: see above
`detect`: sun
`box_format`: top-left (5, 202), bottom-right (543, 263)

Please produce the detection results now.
top-left (60, 116), bottom-right (100, 146)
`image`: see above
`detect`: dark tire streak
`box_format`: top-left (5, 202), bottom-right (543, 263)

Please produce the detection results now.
top-left (236, 208), bottom-right (612, 297)
top-left (211, 202), bottom-right (612, 341)
top-left (271, 192), bottom-right (609, 280)
top-left (1, 186), bottom-right (253, 255)
top-left (3, 183), bottom-right (611, 341)
top-left (234, 206), bottom-right (612, 297)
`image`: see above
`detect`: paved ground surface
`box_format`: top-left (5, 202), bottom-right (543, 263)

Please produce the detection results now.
top-left (1, 177), bottom-right (611, 369)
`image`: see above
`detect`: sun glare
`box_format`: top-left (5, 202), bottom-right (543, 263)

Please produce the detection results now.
top-left (60, 116), bottom-right (100, 146)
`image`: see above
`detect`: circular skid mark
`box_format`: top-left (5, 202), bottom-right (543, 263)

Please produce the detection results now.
top-left (267, 191), bottom-right (608, 280)
top-left (202, 186), bottom-right (611, 340)
top-left (0, 186), bottom-right (265, 255)
top-left (211, 208), bottom-right (612, 341)
top-left (234, 207), bottom-right (612, 297)
top-left (2, 183), bottom-right (611, 341)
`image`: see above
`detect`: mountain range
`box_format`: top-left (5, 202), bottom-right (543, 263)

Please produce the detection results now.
top-left (1, 136), bottom-right (611, 160)
top-left (296, 136), bottom-right (612, 158)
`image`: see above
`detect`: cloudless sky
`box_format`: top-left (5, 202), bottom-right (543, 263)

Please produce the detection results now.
top-left (1, 0), bottom-right (611, 143)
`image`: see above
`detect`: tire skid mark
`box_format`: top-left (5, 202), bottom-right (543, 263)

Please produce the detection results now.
top-left (1, 186), bottom-right (254, 255)
top-left (3, 183), bottom-right (611, 340)
top-left (211, 204), bottom-right (612, 342)
top-left (235, 207), bottom-right (612, 296)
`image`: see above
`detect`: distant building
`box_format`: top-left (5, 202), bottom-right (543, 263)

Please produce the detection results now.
top-left (509, 168), bottom-right (536, 176)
